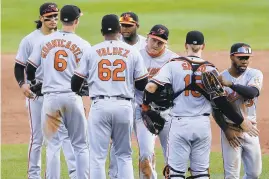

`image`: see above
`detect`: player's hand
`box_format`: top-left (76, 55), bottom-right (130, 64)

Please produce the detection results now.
top-left (217, 75), bottom-right (233, 87)
top-left (21, 83), bottom-right (35, 99)
top-left (141, 104), bottom-right (151, 112)
top-left (224, 127), bottom-right (243, 149)
top-left (240, 119), bottom-right (259, 137)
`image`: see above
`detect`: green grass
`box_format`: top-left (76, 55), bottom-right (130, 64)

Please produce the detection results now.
top-left (1, 144), bottom-right (269, 178)
top-left (1, 0), bottom-right (269, 52)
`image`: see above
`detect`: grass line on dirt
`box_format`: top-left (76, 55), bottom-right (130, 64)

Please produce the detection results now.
top-left (1, 144), bottom-right (269, 178)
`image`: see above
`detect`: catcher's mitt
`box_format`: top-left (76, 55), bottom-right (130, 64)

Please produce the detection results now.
top-left (77, 81), bottom-right (89, 96)
top-left (201, 70), bottom-right (225, 99)
top-left (153, 83), bottom-right (174, 108)
top-left (142, 108), bottom-right (166, 135)
top-left (30, 81), bottom-right (43, 96)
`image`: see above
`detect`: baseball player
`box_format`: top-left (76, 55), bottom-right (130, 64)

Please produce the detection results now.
top-left (119, 12), bottom-right (147, 50)
top-left (108, 11), bottom-right (147, 179)
top-left (135, 24), bottom-right (178, 179)
top-left (14, 3), bottom-right (76, 178)
top-left (218, 43), bottom-right (263, 179)
top-left (71, 14), bottom-right (148, 179)
top-left (141, 31), bottom-right (258, 179)
top-left (25, 5), bottom-right (90, 178)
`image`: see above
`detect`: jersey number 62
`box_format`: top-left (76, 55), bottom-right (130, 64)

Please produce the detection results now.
top-left (98, 59), bottom-right (126, 81)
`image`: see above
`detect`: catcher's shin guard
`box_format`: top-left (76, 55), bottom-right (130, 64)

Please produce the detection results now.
top-left (163, 165), bottom-right (185, 178)
top-left (186, 168), bottom-right (210, 179)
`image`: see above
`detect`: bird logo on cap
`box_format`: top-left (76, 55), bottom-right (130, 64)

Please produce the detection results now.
top-left (157, 28), bottom-right (165, 34)
top-left (48, 4), bottom-right (58, 11)
top-left (123, 13), bottom-right (131, 20)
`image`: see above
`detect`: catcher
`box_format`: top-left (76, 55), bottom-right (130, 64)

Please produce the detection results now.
top-left (141, 30), bottom-right (258, 179)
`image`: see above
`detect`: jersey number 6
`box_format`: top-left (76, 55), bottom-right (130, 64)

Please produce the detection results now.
top-left (54, 50), bottom-right (68, 72)
top-left (98, 59), bottom-right (126, 81)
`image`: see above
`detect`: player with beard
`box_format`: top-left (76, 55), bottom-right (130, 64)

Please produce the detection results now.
top-left (108, 11), bottom-right (147, 179)
top-left (218, 43), bottom-right (263, 179)
top-left (119, 12), bottom-right (147, 50)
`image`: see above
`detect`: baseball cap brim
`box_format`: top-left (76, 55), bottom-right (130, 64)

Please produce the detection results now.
top-left (148, 34), bottom-right (167, 43)
top-left (43, 12), bottom-right (59, 17)
top-left (119, 16), bottom-right (137, 25)
top-left (120, 21), bottom-right (136, 25)
top-left (232, 53), bottom-right (253, 57)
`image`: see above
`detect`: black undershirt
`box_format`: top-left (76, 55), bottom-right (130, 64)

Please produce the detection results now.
top-left (230, 84), bottom-right (259, 99)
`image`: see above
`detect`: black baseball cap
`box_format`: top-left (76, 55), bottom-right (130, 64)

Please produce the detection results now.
top-left (186, 31), bottom-right (204, 45)
top-left (148, 24), bottom-right (169, 43)
top-left (119, 12), bottom-right (139, 26)
top-left (102, 14), bottom-right (121, 34)
top-left (230, 43), bottom-right (252, 56)
top-left (39, 2), bottom-right (59, 17)
top-left (60, 5), bottom-right (83, 22)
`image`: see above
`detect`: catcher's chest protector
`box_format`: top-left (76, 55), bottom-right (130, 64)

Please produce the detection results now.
top-left (171, 57), bottom-right (215, 100)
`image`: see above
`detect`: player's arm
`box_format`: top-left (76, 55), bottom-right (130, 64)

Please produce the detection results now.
top-left (142, 62), bottom-right (171, 109)
top-left (26, 62), bottom-right (37, 82)
top-left (133, 50), bottom-right (149, 91)
top-left (14, 63), bottom-right (26, 88)
top-left (71, 75), bottom-right (85, 93)
top-left (14, 37), bottom-right (31, 87)
top-left (71, 51), bottom-right (90, 93)
top-left (135, 77), bottom-right (148, 91)
top-left (211, 105), bottom-right (228, 132)
top-left (25, 43), bottom-right (42, 83)
top-left (218, 75), bottom-right (260, 99)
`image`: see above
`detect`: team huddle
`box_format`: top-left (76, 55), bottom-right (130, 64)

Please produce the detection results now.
top-left (14, 2), bottom-right (263, 179)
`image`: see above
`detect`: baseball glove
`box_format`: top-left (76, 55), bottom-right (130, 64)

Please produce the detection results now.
top-left (141, 105), bottom-right (166, 135)
top-left (77, 81), bottom-right (89, 96)
top-left (201, 70), bottom-right (225, 99)
top-left (153, 83), bottom-right (174, 108)
top-left (30, 81), bottom-right (43, 96)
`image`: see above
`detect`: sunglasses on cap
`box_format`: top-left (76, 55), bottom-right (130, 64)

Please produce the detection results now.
top-left (231, 46), bottom-right (252, 56)
top-left (42, 6), bottom-right (58, 16)
top-left (43, 14), bottom-right (58, 21)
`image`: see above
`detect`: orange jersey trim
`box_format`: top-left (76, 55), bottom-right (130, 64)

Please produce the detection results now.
top-left (74, 72), bottom-right (86, 79)
top-left (135, 73), bottom-right (148, 81)
top-left (27, 60), bottom-right (39, 68)
top-left (151, 78), bottom-right (165, 86)
top-left (15, 59), bottom-right (26, 66)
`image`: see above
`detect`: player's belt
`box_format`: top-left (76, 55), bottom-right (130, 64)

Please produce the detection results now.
top-left (91, 95), bottom-right (131, 101)
top-left (174, 113), bottom-right (210, 118)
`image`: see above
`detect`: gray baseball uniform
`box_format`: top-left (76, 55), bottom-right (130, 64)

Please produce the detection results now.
top-left (109, 34), bottom-right (147, 179)
top-left (15, 29), bottom-right (76, 179)
top-left (221, 68), bottom-right (263, 179)
top-left (75, 40), bottom-right (148, 179)
top-left (152, 56), bottom-right (217, 178)
top-left (135, 48), bottom-right (178, 179)
top-left (28, 31), bottom-right (91, 179)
